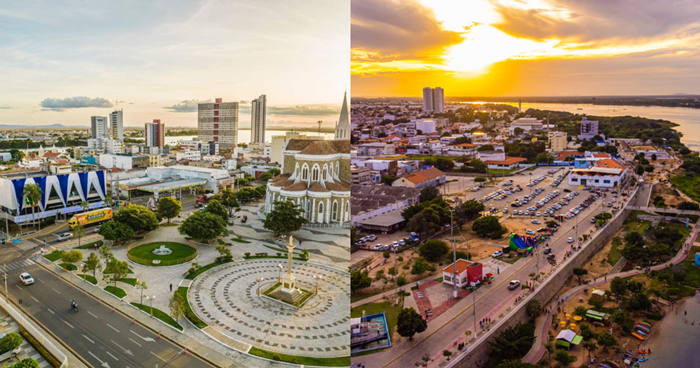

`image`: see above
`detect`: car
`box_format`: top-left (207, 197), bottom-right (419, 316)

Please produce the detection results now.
top-left (546, 254), bottom-right (556, 261)
top-left (492, 251), bottom-right (503, 258)
top-left (367, 235), bottom-right (377, 241)
top-left (543, 248), bottom-right (552, 254)
top-left (399, 239), bottom-right (406, 246)
top-left (524, 211), bottom-right (530, 216)
top-left (591, 218), bottom-right (597, 223)
top-left (525, 229), bottom-right (536, 235)
top-left (94, 226), bottom-right (101, 233)
top-left (57, 233), bottom-right (74, 241)
top-left (536, 212), bottom-right (541, 217)
top-left (508, 280), bottom-right (521, 290)
top-left (567, 237), bottom-right (575, 243)
top-left (374, 244), bottom-right (383, 250)
top-left (531, 219), bottom-right (541, 224)
top-left (392, 241), bottom-right (399, 249)
top-left (503, 208), bottom-right (508, 213)
top-left (19, 272), bottom-right (34, 285)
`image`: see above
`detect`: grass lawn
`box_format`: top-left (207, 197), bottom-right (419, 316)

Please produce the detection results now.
top-left (184, 260), bottom-right (232, 280)
top-left (176, 287), bottom-right (208, 328)
top-left (670, 172), bottom-right (700, 203)
top-left (248, 347), bottom-right (350, 367)
top-left (78, 274), bottom-right (98, 285)
top-left (118, 278), bottom-right (138, 287)
top-left (487, 168), bottom-right (517, 175)
top-left (104, 285), bottom-right (127, 299)
top-left (244, 255), bottom-right (308, 262)
top-left (624, 211), bottom-right (653, 234)
top-left (231, 236), bottom-right (251, 244)
top-left (262, 244), bottom-right (302, 255)
top-left (607, 237), bottom-right (624, 266)
top-left (74, 240), bottom-right (104, 250)
top-left (350, 293), bottom-right (374, 304)
top-left (497, 255), bottom-right (520, 264)
top-left (127, 242), bottom-right (197, 266)
top-left (58, 263), bottom-right (78, 271)
top-left (44, 250), bottom-right (63, 262)
top-left (103, 264), bottom-right (134, 274)
top-left (351, 301), bottom-right (403, 345)
top-left (131, 303), bottom-right (184, 331)
top-left (680, 246), bottom-right (700, 287)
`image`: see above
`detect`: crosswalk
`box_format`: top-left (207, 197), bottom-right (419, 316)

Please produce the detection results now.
top-left (2, 259), bottom-right (35, 272)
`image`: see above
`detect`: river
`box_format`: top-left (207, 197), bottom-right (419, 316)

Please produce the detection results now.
top-left (470, 102), bottom-right (700, 151)
top-left (643, 292), bottom-right (700, 368)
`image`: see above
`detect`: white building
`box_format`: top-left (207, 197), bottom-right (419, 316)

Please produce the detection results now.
top-left (578, 117), bottom-right (600, 140)
top-left (88, 138), bottom-right (124, 154)
top-left (175, 149), bottom-right (201, 162)
top-left (422, 87), bottom-right (444, 113)
top-left (91, 116), bottom-right (109, 139)
top-left (356, 143), bottom-right (395, 157)
top-left (476, 150), bottom-right (506, 162)
top-left (509, 118), bottom-right (543, 135)
top-left (99, 153), bottom-right (148, 170)
top-left (411, 119), bottom-right (437, 134)
top-left (144, 119), bottom-right (164, 148)
top-left (250, 94), bottom-right (267, 148)
top-left (269, 132), bottom-right (321, 165)
top-left (198, 98), bottom-right (239, 148)
top-left (569, 157), bottom-right (627, 188)
top-left (110, 109), bottom-right (124, 140)
top-left (548, 131), bottom-right (567, 153)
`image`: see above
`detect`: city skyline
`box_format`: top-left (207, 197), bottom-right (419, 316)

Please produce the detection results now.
top-left (0, 0), bottom-right (350, 127)
top-left (352, 0), bottom-right (700, 97)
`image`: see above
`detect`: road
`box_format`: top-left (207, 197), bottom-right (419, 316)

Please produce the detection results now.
top-left (354, 182), bottom-right (652, 368)
top-left (3, 261), bottom-right (213, 368)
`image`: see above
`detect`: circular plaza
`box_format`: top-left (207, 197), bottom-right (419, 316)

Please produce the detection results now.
top-left (188, 259), bottom-right (350, 358)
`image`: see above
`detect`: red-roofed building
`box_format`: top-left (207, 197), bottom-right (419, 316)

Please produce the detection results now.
top-left (484, 157), bottom-right (527, 170)
top-left (391, 167), bottom-right (446, 189)
top-left (443, 259), bottom-right (484, 287)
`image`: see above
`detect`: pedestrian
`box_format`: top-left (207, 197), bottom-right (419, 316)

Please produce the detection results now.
top-left (685, 311), bottom-right (687, 316)
top-left (169, 283), bottom-right (173, 292)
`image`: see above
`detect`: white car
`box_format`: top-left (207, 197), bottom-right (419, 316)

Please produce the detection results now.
top-left (567, 237), bottom-right (575, 243)
top-left (525, 229), bottom-right (536, 235)
top-left (531, 219), bottom-right (541, 224)
top-left (19, 272), bottom-right (34, 285)
top-left (492, 251), bottom-right (503, 258)
top-left (536, 212), bottom-right (541, 217)
top-left (374, 244), bottom-right (383, 250)
top-left (57, 233), bottom-right (74, 241)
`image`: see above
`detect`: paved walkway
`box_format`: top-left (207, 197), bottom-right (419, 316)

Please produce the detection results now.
top-left (522, 223), bottom-right (700, 364)
top-left (0, 311), bottom-right (50, 368)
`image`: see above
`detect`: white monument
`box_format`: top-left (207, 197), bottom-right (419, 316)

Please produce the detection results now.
top-left (280, 235), bottom-right (298, 293)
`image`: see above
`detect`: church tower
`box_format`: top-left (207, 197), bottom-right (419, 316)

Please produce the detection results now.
top-left (334, 91), bottom-right (350, 140)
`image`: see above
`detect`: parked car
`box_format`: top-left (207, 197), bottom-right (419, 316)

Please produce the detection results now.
top-left (543, 248), bottom-right (552, 255)
top-left (525, 229), bottom-right (536, 235)
top-left (19, 272), bottom-right (34, 286)
top-left (373, 244), bottom-right (383, 250)
top-left (591, 218), bottom-right (597, 223)
top-left (546, 254), bottom-right (556, 261)
top-left (508, 280), bottom-right (521, 290)
top-left (531, 219), bottom-right (541, 224)
top-left (567, 237), bottom-right (575, 243)
top-left (57, 233), bottom-right (74, 242)
top-left (492, 251), bottom-right (503, 258)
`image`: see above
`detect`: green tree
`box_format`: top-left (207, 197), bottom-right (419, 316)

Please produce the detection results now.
top-left (461, 199), bottom-right (485, 219)
top-left (645, 165), bottom-right (654, 173)
top-left (609, 276), bottom-right (627, 301)
top-left (216, 188), bottom-right (241, 216)
top-left (263, 200), bottom-right (308, 237)
top-left (678, 201), bottom-right (700, 211)
top-left (411, 258), bottom-right (435, 275)
top-left (60, 250), bottom-right (83, 274)
top-left (635, 164), bottom-right (645, 175)
top-left (0, 332), bottom-right (22, 353)
top-left (215, 244), bottom-right (233, 263)
top-left (396, 308), bottom-right (427, 340)
top-left (420, 186), bottom-right (440, 202)
top-left (157, 197), bottom-right (182, 224)
top-left (258, 172), bottom-right (273, 181)
top-left (419, 240), bottom-right (450, 262)
top-left (583, 340), bottom-right (597, 358)
top-left (495, 360), bottom-right (538, 368)
top-left (573, 268), bottom-right (588, 284)
top-left (137, 280), bottom-right (148, 305)
top-left (474, 177), bottom-right (487, 183)
top-left (73, 222), bottom-right (85, 247)
top-left (381, 175), bottom-right (398, 186)
top-left (472, 216), bottom-right (506, 239)
top-left (513, 128), bottom-right (524, 136)
top-left (477, 144), bottom-right (495, 152)
top-left (178, 210), bottom-right (227, 241)
top-left (442, 350), bottom-right (452, 361)
top-left (554, 350), bottom-right (574, 366)
top-left (98, 221), bottom-right (134, 243)
top-left (470, 159), bottom-right (487, 173)
top-left (596, 332), bottom-right (617, 351)
top-left (23, 183), bottom-right (43, 231)
top-left (6, 358), bottom-right (41, 368)
top-left (526, 299), bottom-right (541, 319)
top-left (204, 199), bottom-right (228, 223)
top-left (351, 270), bottom-right (372, 294)
top-left (103, 258), bottom-right (130, 289)
top-left (651, 153), bottom-right (657, 161)
top-left (83, 252), bottom-right (100, 279)
top-left (114, 204), bottom-right (159, 232)
top-left (169, 291), bottom-right (186, 323)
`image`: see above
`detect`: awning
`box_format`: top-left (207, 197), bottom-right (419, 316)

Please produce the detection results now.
top-left (556, 340), bottom-right (570, 348)
top-left (587, 314), bottom-right (604, 321)
top-left (571, 335), bottom-right (583, 345)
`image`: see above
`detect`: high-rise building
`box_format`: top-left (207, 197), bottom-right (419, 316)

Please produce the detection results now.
top-left (422, 87), bottom-right (444, 113)
top-left (90, 116), bottom-right (109, 139)
top-left (198, 98), bottom-right (238, 148)
top-left (335, 91), bottom-right (350, 140)
top-left (578, 116), bottom-right (599, 140)
top-left (250, 95), bottom-right (267, 147)
top-left (145, 119), bottom-right (164, 148)
top-left (110, 109), bottom-right (124, 140)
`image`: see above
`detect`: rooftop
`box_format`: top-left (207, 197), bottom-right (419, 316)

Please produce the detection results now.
top-left (484, 157), bottom-right (527, 165)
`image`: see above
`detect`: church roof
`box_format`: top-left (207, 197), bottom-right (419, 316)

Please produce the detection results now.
top-left (285, 140), bottom-right (350, 155)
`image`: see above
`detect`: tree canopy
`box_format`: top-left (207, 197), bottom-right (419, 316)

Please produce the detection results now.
top-left (157, 197), bottom-right (182, 224)
top-left (396, 308), bottom-right (427, 340)
top-left (419, 240), bottom-right (450, 262)
top-left (99, 221), bottom-right (134, 243)
top-left (472, 216), bottom-right (507, 239)
top-left (114, 204), bottom-right (159, 232)
top-left (178, 210), bottom-right (227, 241)
top-left (263, 200), bottom-right (308, 237)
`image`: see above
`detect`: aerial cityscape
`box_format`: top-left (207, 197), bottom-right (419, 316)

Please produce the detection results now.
top-left (350, 1), bottom-right (700, 368)
top-left (2, 1), bottom-right (700, 368)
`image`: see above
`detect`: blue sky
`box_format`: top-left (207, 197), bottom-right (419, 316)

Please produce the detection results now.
top-left (0, 0), bottom-right (350, 127)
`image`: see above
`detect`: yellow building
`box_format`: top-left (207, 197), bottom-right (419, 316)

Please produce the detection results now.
top-left (548, 131), bottom-right (568, 153)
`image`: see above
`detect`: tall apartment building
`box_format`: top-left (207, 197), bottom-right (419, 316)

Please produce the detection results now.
top-left (90, 116), bottom-right (109, 139)
top-left (548, 131), bottom-right (567, 153)
top-left (110, 109), bottom-right (124, 140)
top-left (145, 119), bottom-right (164, 148)
top-left (422, 87), bottom-right (444, 113)
top-left (250, 94), bottom-right (266, 148)
top-left (198, 98), bottom-right (238, 148)
top-left (578, 116), bottom-right (600, 140)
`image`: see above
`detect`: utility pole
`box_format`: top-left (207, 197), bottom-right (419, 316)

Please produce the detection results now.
top-left (3, 263), bottom-right (7, 302)
top-left (393, 247), bottom-right (399, 305)
top-left (451, 210), bottom-right (457, 299)
top-left (471, 285), bottom-right (477, 335)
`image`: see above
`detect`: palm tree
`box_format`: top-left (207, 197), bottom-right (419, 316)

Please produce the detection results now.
top-left (80, 201), bottom-right (89, 213)
top-left (104, 195), bottom-right (115, 208)
top-left (24, 184), bottom-right (43, 232)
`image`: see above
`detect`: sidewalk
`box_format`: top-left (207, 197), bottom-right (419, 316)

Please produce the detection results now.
top-left (522, 225), bottom-right (700, 364)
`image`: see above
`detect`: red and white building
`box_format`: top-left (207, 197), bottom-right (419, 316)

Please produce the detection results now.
top-left (484, 157), bottom-right (527, 170)
top-left (569, 157), bottom-right (627, 188)
top-left (442, 259), bottom-right (484, 287)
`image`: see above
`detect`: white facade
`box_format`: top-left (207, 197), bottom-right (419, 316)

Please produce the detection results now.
top-left (100, 153), bottom-right (138, 170)
top-left (509, 118), bottom-right (543, 135)
top-left (175, 150), bottom-right (201, 162)
top-left (579, 117), bottom-right (600, 140)
top-left (91, 116), bottom-right (109, 139)
top-left (413, 119), bottom-right (437, 134)
top-left (198, 98), bottom-right (239, 148)
top-left (110, 109), bottom-right (124, 140)
top-left (270, 132), bottom-right (319, 165)
top-left (250, 94), bottom-right (267, 147)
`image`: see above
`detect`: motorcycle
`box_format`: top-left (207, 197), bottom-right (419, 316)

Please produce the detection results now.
top-left (71, 302), bottom-right (79, 313)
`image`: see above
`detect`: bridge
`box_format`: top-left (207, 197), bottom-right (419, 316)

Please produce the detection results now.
top-left (626, 206), bottom-right (700, 216)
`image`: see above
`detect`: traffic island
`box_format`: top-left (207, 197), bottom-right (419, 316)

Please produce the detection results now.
top-left (127, 242), bottom-right (198, 266)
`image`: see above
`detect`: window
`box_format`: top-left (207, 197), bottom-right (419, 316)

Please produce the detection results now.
top-left (335, 162), bottom-right (339, 176)
top-left (306, 201), bottom-right (310, 219)
top-left (571, 177), bottom-right (578, 182)
top-left (318, 202), bottom-right (323, 216)
top-left (444, 275), bottom-right (451, 282)
top-left (603, 180), bottom-right (610, 184)
top-left (322, 167), bottom-right (328, 181)
top-left (312, 167), bottom-right (320, 181)
top-left (302, 166), bottom-right (309, 181)
top-left (332, 201), bottom-right (338, 221)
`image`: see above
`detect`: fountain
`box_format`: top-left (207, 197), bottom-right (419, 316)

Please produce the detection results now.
top-left (152, 245), bottom-right (173, 255)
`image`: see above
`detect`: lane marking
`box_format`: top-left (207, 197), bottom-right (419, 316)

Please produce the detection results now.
top-left (106, 324), bottom-right (120, 333)
top-left (82, 334), bottom-right (95, 344)
top-left (149, 351), bottom-right (167, 362)
top-left (105, 351), bottom-right (120, 361)
top-left (128, 338), bottom-right (142, 347)
top-left (47, 308), bottom-right (55, 315)
top-left (36, 279), bottom-right (44, 283)
top-left (88, 351), bottom-right (110, 368)
top-left (60, 319), bottom-right (74, 329)
top-left (88, 311), bottom-right (98, 319)
top-left (130, 330), bottom-right (156, 342)
top-left (51, 287), bottom-right (60, 294)
top-left (30, 296), bottom-right (39, 303)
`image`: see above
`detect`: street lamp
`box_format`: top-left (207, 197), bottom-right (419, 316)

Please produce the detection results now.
top-left (451, 209), bottom-right (457, 299)
top-left (313, 275), bottom-right (322, 294)
top-left (393, 247), bottom-right (399, 305)
top-left (470, 285), bottom-right (477, 335)
top-left (146, 295), bottom-right (156, 317)
top-left (278, 264), bottom-right (283, 283)
top-left (257, 277), bottom-right (264, 296)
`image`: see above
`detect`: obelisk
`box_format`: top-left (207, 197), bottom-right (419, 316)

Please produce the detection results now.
top-left (280, 235), bottom-right (297, 292)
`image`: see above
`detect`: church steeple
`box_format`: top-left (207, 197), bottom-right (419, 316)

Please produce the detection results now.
top-left (334, 91), bottom-right (350, 140)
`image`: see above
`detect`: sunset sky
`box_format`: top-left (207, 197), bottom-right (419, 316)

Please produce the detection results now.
top-left (0, 0), bottom-right (349, 128)
top-left (352, 0), bottom-right (700, 98)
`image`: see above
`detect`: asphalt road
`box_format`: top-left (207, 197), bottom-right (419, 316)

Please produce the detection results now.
top-left (4, 262), bottom-right (213, 368)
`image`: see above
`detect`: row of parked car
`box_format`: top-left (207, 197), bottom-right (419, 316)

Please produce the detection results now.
top-left (480, 185), bottom-right (524, 202)
top-left (550, 174), bottom-right (566, 187)
top-left (354, 234), bottom-right (377, 247)
top-left (510, 187), bottom-right (546, 208)
top-left (527, 176), bottom-right (546, 187)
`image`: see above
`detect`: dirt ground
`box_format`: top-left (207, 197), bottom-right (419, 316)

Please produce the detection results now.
top-left (652, 183), bottom-right (685, 207)
top-left (543, 274), bottom-right (665, 367)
